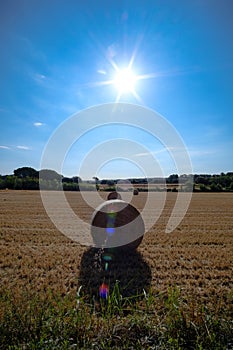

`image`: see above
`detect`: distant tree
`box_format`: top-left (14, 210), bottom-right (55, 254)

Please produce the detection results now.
top-left (183, 178), bottom-right (194, 192)
top-left (210, 183), bottom-right (223, 192)
top-left (14, 167), bottom-right (38, 178)
top-left (166, 174), bottom-right (178, 184)
top-left (195, 176), bottom-right (210, 185)
top-left (93, 176), bottom-right (99, 190)
top-left (22, 178), bottom-right (39, 190)
top-left (0, 178), bottom-right (5, 189)
top-left (100, 179), bottom-right (107, 185)
top-left (39, 169), bottom-right (62, 190)
top-left (62, 177), bottom-right (73, 183)
top-left (5, 176), bottom-right (15, 189)
top-left (72, 176), bottom-right (82, 183)
top-left (39, 169), bottom-right (62, 181)
top-left (62, 182), bottom-right (80, 191)
top-left (219, 174), bottom-right (232, 188)
top-left (14, 178), bottom-right (23, 190)
top-left (40, 179), bottom-right (61, 191)
top-left (200, 184), bottom-right (209, 192)
top-left (106, 180), bottom-right (114, 186)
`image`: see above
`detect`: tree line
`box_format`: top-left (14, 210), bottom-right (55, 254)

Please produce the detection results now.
top-left (0, 167), bottom-right (82, 191)
top-left (0, 167), bottom-right (233, 192)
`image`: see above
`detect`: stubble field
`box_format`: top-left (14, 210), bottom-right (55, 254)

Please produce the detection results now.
top-left (0, 190), bottom-right (233, 349)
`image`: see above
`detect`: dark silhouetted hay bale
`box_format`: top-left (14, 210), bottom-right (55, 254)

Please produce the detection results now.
top-left (91, 199), bottom-right (144, 252)
top-left (107, 191), bottom-right (122, 200)
top-left (133, 188), bottom-right (139, 195)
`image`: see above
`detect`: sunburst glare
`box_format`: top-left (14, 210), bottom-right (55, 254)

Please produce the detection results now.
top-left (82, 38), bottom-right (162, 104)
top-left (113, 68), bottom-right (137, 94)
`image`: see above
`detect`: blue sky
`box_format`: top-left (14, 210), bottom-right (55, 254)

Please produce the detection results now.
top-left (0, 0), bottom-right (233, 179)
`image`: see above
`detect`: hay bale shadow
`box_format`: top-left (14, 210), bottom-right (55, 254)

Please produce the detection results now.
top-left (78, 248), bottom-right (151, 300)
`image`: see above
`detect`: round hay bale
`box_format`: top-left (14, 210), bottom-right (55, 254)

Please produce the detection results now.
top-left (107, 191), bottom-right (122, 200)
top-left (91, 199), bottom-right (144, 252)
top-left (133, 188), bottom-right (139, 195)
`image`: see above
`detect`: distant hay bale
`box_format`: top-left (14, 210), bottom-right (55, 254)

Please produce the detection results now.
top-left (133, 188), bottom-right (139, 195)
top-left (91, 199), bottom-right (144, 252)
top-left (107, 191), bottom-right (122, 200)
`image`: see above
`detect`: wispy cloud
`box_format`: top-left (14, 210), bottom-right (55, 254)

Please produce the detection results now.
top-left (187, 148), bottom-right (215, 157)
top-left (134, 151), bottom-right (157, 157)
top-left (16, 145), bottom-right (30, 150)
top-left (33, 122), bottom-right (44, 127)
top-left (33, 73), bottom-right (46, 84)
top-left (97, 69), bottom-right (107, 75)
top-left (134, 147), bottom-right (177, 157)
top-left (0, 145), bottom-right (10, 150)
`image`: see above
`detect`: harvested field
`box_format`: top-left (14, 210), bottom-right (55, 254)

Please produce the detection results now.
top-left (1, 190), bottom-right (233, 349)
top-left (0, 190), bottom-right (232, 310)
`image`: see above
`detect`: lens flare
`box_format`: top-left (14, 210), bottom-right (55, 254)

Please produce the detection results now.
top-left (99, 283), bottom-right (109, 299)
top-left (102, 254), bottom-right (113, 262)
top-left (106, 210), bottom-right (117, 237)
top-left (106, 227), bottom-right (115, 235)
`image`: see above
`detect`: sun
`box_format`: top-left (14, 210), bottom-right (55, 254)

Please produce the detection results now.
top-left (111, 65), bottom-right (142, 102)
top-left (113, 68), bottom-right (137, 95)
top-left (84, 37), bottom-right (163, 103)
top-left (87, 50), bottom-right (157, 103)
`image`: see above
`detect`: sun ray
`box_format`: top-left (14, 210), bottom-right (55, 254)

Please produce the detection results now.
top-left (115, 91), bottom-right (122, 103)
top-left (80, 31), bottom-right (198, 103)
top-left (78, 42), bottom-right (163, 102)
top-left (109, 57), bottom-right (120, 73)
top-left (128, 34), bottom-right (144, 70)
top-left (81, 79), bottom-right (114, 89)
top-left (136, 73), bottom-right (160, 81)
top-left (131, 89), bottom-right (144, 104)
